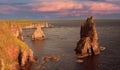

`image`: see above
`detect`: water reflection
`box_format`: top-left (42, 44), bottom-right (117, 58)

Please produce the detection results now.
top-left (75, 56), bottom-right (99, 70)
top-left (32, 40), bottom-right (44, 48)
top-left (83, 56), bottom-right (98, 70)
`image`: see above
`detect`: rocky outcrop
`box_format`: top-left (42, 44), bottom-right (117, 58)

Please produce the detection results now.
top-left (0, 59), bottom-right (4, 70)
top-left (18, 45), bottom-right (35, 66)
top-left (32, 26), bottom-right (45, 40)
top-left (37, 56), bottom-right (60, 70)
top-left (0, 23), bottom-right (35, 70)
top-left (10, 24), bottom-right (24, 41)
top-left (18, 27), bottom-right (24, 41)
top-left (10, 24), bottom-right (19, 37)
top-left (75, 16), bottom-right (100, 58)
top-left (23, 22), bottom-right (49, 29)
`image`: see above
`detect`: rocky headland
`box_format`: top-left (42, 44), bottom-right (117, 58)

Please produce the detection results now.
top-left (0, 23), bottom-right (36, 70)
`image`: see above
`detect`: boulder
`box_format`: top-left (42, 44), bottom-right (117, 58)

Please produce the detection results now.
top-left (75, 16), bottom-right (100, 58)
top-left (75, 59), bottom-right (84, 63)
top-left (32, 26), bottom-right (45, 40)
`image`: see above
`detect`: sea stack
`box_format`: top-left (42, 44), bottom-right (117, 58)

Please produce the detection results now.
top-left (75, 16), bottom-right (100, 58)
top-left (32, 26), bottom-right (45, 40)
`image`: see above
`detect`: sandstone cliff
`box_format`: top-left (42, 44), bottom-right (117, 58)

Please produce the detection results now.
top-left (0, 23), bottom-right (35, 70)
top-left (32, 26), bottom-right (45, 40)
top-left (75, 16), bottom-right (100, 58)
top-left (10, 24), bottom-right (24, 41)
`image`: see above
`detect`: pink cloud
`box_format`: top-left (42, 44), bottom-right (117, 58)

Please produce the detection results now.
top-left (28, 1), bottom-right (120, 17)
top-left (85, 2), bottom-right (120, 14)
top-left (88, 3), bottom-right (119, 11)
top-left (28, 1), bottom-right (84, 17)
top-left (29, 2), bottom-right (83, 12)
top-left (0, 5), bottom-right (19, 14)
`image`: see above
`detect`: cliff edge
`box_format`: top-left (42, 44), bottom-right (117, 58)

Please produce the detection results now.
top-left (0, 23), bottom-right (35, 70)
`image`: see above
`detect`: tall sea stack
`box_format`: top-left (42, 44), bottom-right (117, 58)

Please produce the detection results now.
top-left (75, 16), bottom-right (100, 58)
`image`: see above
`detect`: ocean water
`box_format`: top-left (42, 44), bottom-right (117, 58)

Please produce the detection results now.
top-left (23, 19), bottom-right (120, 70)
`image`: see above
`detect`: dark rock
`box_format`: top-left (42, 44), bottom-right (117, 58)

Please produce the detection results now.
top-left (75, 16), bottom-right (100, 58)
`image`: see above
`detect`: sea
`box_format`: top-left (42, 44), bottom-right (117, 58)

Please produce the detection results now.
top-left (23, 19), bottom-right (120, 70)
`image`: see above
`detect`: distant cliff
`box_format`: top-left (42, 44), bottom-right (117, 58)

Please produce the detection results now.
top-left (0, 23), bottom-right (35, 70)
top-left (0, 20), bottom-right (49, 29)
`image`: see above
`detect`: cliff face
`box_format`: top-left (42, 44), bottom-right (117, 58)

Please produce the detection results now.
top-left (0, 23), bottom-right (34, 70)
top-left (10, 24), bottom-right (24, 41)
top-left (75, 16), bottom-right (100, 58)
top-left (32, 26), bottom-right (45, 40)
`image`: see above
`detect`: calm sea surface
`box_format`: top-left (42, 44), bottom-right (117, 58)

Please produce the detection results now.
top-left (24, 19), bottom-right (120, 70)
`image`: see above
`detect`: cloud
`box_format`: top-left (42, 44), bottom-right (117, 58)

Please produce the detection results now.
top-left (28, 1), bottom-right (83, 17)
top-left (0, 3), bottom-right (27, 6)
top-left (0, 5), bottom-right (19, 14)
top-left (85, 2), bottom-right (120, 14)
top-left (105, 0), bottom-right (120, 2)
top-left (0, 0), bottom-right (120, 19)
top-left (29, 1), bottom-right (83, 12)
top-left (29, 1), bottom-right (120, 17)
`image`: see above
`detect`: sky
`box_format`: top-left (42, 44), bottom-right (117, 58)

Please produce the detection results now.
top-left (0, 0), bottom-right (120, 20)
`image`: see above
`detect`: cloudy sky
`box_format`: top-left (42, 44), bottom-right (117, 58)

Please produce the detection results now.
top-left (0, 0), bottom-right (120, 20)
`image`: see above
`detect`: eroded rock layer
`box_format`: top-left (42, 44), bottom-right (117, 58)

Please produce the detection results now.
top-left (0, 23), bottom-right (35, 70)
top-left (75, 16), bottom-right (100, 58)
top-left (32, 26), bottom-right (45, 40)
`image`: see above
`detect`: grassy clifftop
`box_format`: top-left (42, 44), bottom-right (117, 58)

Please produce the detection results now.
top-left (0, 23), bottom-right (34, 70)
top-left (0, 20), bottom-right (47, 27)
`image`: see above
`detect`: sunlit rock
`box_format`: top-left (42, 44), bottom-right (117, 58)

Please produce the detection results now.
top-left (75, 59), bottom-right (84, 63)
top-left (49, 56), bottom-right (60, 62)
top-left (10, 24), bottom-right (19, 37)
top-left (42, 56), bottom-right (60, 63)
top-left (100, 46), bottom-right (106, 51)
top-left (32, 26), bottom-right (45, 40)
top-left (38, 56), bottom-right (60, 70)
top-left (18, 27), bottom-right (24, 41)
top-left (75, 16), bottom-right (100, 58)
top-left (0, 59), bottom-right (4, 70)
top-left (0, 23), bottom-right (35, 69)
top-left (10, 24), bottom-right (24, 41)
